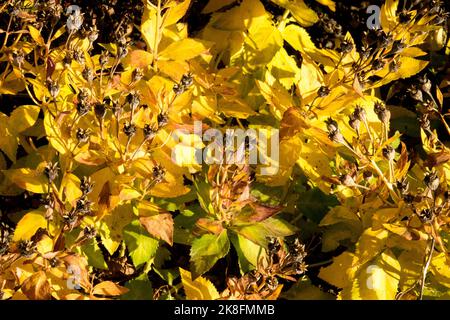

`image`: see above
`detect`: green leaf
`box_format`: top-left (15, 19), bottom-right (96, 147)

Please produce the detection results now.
top-left (121, 274), bottom-right (153, 300)
top-left (190, 230), bottom-right (230, 278)
top-left (297, 188), bottom-right (339, 223)
top-left (230, 233), bottom-right (266, 273)
top-left (123, 219), bottom-right (159, 268)
top-left (80, 239), bottom-right (108, 270)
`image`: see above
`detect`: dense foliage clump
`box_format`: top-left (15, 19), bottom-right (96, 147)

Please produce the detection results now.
top-left (0, 0), bottom-right (450, 300)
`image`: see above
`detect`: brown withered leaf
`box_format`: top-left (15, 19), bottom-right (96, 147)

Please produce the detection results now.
top-left (92, 281), bottom-right (129, 297)
top-left (21, 271), bottom-right (51, 300)
top-left (280, 107), bottom-right (309, 140)
top-left (139, 213), bottom-right (174, 246)
top-left (245, 204), bottom-right (284, 223)
top-left (426, 150), bottom-right (450, 167)
top-left (195, 218), bottom-right (224, 235)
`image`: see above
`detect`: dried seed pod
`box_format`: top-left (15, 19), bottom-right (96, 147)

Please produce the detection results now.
top-left (88, 25), bottom-right (98, 43)
top-left (328, 129), bottom-right (345, 144)
top-left (348, 114), bottom-right (360, 133)
top-left (83, 226), bottom-right (97, 240)
top-left (76, 128), bottom-right (90, 144)
top-left (82, 67), bottom-right (94, 83)
top-left (100, 51), bottom-right (110, 67)
top-left (180, 73), bottom-right (194, 88)
top-left (173, 83), bottom-right (184, 95)
top-left (353, 106), bottom-right (367, 122)
top-left (73, 49), bottom-right (85, 64)
top-left (77, 101), bottom-right (91, 117)
top-left (419, 74), bottom-right (432, 93)
top-left (94, 103), bottom-right (106, 120)
top-left (407, 85), bottom-right (423, 102)
top-left (152, 164), bottom-right (166, 183)
top-left (66, 7), bottom-right (83, 33)
top-left (372, 59), bottom-right (386, 71)
top-left (47, 80), bottom-right (60, 98)
top-left (132, 68), bottom-right (144, 82)
top-left (12, 50), bottom-right (25, 68)
top-left (117, 45), bottom-right (128, 59)
top-left (325, 117), bottom-right (339, 132)
top-left (80, 176), bottom-right (94, 195)
top-left (144, 124), bottom-right (157, 140)
top-left (424, 171), bottom-right (440, 191)
top-left (339, 41), bottom-right (353, 54)
top-left (44, 162), bottom-right (59, 183)
top-left (391, 40), bottom-right (406, 54)
top-left (340, 174), bottom-right (356, 187)
top-left (18, 240), bottom-right (36, 257)
top-left (123, 122), bottom-right (137, 137)
top-left (374, 102), bottom-right (391, 125)
top-left (382, 145), bottom-right (395, 161)
top-left (318, 86), bottom-right (331, 97)
top-left (127, 92), bottom-right (140, 110)
top-left (157, 113), bottom-right (169, 128)
top-left (418, 208), bottom-right (434, 223)
top-left (396, 178), bottom-right (410, 195)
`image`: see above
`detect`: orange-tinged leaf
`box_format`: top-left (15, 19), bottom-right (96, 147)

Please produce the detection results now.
top-left (139, 213), bottom-right (174, 246)
top-left (92, 281), bottom-right (129, 296)
top-left (159, 38), bottom-right (211, 61)
top-left (21, 271), bottom-right (51, 300)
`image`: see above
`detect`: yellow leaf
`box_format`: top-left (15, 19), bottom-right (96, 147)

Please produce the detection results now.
top-left (21, 271), bottom-right (51, 300)
top-left (159, 38), bottom-right (211, 61)
top-left (314, 0), bottom-right (335, 11)
top-left (61, 173), bottom-right (82, 205)
top-left (28, 25), bottom-right (45, 46)
top-left (319, 252), bottom-right (360, 288)
top-left (123, 49), bottom-right (153, 68)
top-left (179, 268), bottom-right (219, 300)
top-left (202, 0), bottom-right (237, 13)
top-left (3, 168), bottom-right (48, 194)
top-left (381, 0), bottom-right (399, 33)
top-left (13, 210), bottom-right (47, 241)
top-left (431, 253), bottom-right (450, 288)
top-left (271, 0), bottom-right (318, 27)
top-left (164, 0), bottom-right (191, 26)
top-left (341, 250), bottom-right (401, 300)
top-left (10, 105), bottom-right (40, 133)
top-left (92, 281), bottom-right (129, 296)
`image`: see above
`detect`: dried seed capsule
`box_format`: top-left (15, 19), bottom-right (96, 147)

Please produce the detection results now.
top-left (63, 52), bottom-right (72, 67)
top-left (100, 51), bottom-right (110, 67)
top-left (18, 240), bottom-right (36, 257)
top-left (328, 129), bottom-right (345, 144)
top-left (77, 101), bottom-right (91, 116)
top-left (340, 174), bottom-right (356, 187)
top-left (382, 145), bottom-right (395, 161)
top-left (180, 73), bottom-right (194, 88)
top-left (407, 85), bottom-right (423, 102)
top-left (325, 117), bottom-right (339, 132)
top-left (152, 164), bottom-right (166, 183)
top-left (318, 86), bottom-right (331, 97)
top-left (73, 49), bottom-right (85, 64)
top-left (83, 226), bottom-right (97, 239)
top-left (418, 208), bottom-right (434, 223)
top-left (44, 162), bottom-right (59, 183)
top-left (173, 83), bottom-right (184, 95)
top-left (379, 33), bottom-right (393, 48)
top-left (127, 92), bottom-right (140, 110)
top-left (424, 171), bottom-right (440, 191)
top-left (348, 114), bottom-right (360, 133)
top-left (82, 67), bottom-right (94, 83)
top-left (88, 25), bottom-right (98, 43)
top-left (132, 68), bottom-right (144, 82)
top-left (94, 103), bottom-right (106, 120)
top-left (372, 59), bottom-right (386, 71)
top-left (419, 114), bottom-right (431, 131)
top-left (157, 113), bottom-right (169, 128)
top-left (396, 178), bottom-right (410, 195)
top-left (374, 102), bottom-right (390, 125)
top-left (66, 7), bottom-right (83, 33)
top-left (389, 60), bottom-right (400, 72)
top-left (391, 40), bottom-right (406, 54)
top-left (76, 128), bottom-right (90, 144)
top-left (353, 106), bottom-right (367, 122)
top-left (47, 80), bottom-right (60, 98)
top-left (144, 124), bottom-right (157, 140)
top-left (75, 196), bottom-right (92, 215)
top-left (80, 176), bottom-right (94, 195)
top-left (12, 50), bottom-right (25, 68)
top-left (123, 122), bottom-right (137, 137)
top-left (339, 41), bottom-right (353, 54)
top-left (78, 89), bottom-right (89, 104)
top-left (117, 45), bottom-right (128, 59)
top-left (419, 74), bottom-right (432, 93)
